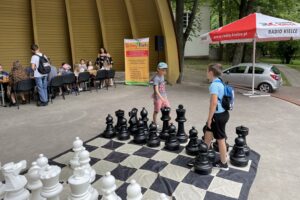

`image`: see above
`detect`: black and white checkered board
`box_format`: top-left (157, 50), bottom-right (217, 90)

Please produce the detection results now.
top-left (49, 135), bottom-right (260, 200)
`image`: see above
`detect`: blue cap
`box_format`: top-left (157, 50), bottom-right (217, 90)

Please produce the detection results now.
top-left (157, 62), bottom-right (168, 69)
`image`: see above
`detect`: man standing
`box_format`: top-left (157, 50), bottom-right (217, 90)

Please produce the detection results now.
top-left (31, 44), bottom-right (49, 106)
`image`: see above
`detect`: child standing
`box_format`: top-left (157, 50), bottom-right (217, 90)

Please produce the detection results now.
top-left (152, 62), bottom-right (170, 124)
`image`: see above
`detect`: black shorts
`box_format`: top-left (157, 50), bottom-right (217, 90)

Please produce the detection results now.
top-left (206, 111), bottom-right (229, 140)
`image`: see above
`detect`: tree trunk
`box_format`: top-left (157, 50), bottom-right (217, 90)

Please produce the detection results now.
top-left (175, 0), bottom-right (184, 83)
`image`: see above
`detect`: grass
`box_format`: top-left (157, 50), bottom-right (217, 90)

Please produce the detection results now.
top-left (259, 57), bottom-right (300, 72)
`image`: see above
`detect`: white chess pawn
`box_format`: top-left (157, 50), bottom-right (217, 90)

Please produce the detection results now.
top-left (126, 180), bottom-right (142, 200)
top-left (39, 165), bottom-right (63, 200)
top-left (36, 154), bottom-right (49, 170)
top-left (26, 162), bottom-right (45, 200)
top-left (70, 137), bottom-right (85, 170)
top-left (1, 160), bottom-right (30, 200)
top-left (159, 193), bottom-right (169, 200)
top-left (68, 167), bottom-right (98, 200)
top-left (99, 172), bottom-right (121, 200)
top-left (79, 150), bottom-right (96, 183)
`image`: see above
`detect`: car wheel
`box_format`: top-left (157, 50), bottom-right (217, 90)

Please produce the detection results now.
top-left (258, 83), bottom-right (273, 93)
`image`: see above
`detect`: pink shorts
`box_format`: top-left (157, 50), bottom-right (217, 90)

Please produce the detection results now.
top-left (154, 98), bottom-right (170, 113)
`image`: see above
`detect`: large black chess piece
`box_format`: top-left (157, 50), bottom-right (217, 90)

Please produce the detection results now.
top-left (133, 119), bottom-right (147, 144)
top-left (194, 142), bottom-right (212, 175)
top-left (213, 140), bottom-right (229, 152)
top-left (165, 123), bottom-right (180, 151)
top-left (128, 108), bottom-right (138, 135)
top-left (115, 109), bottom-right (125, 133)
top-left (118, 118), bottom-right (130, 141)
top-left (147, 122), bottom-right (160, 147)
top-left (230, 136), bottom-right (249, 167)
top-left (185, 127), bottom-right (200, 156)
top-left (102, 114), bottom-right (116, 138)
top-left (207, 148), bottom-right (216, 163)
top-left (236, 125), bottom-right (250, 156)
top-left (140, 107), bottom-right (149, 137)
top-left (160, 107), bottom-right (171, 140)
top-left (175, 105), bottom-right (188, 143)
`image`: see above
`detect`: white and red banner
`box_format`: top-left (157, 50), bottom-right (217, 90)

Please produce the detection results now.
top-left (201, 13), bottom-right (300, 44)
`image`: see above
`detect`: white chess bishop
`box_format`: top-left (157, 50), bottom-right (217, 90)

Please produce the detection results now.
top-left (78, 150), bottom-right (96, 183)
top-left (36, 154), bottom-right (49, 170)
top-left (68, 167), bottom-right (98, 200)
top-left (70, 137), bottom-right (85, 169)
top-left (126, 180), bottom-right (143, 200)
top-left (1, 160), bottom-right (30, 200)
top-left (99, 172), bottom-right (121, 200)
top-left (26, 162), bottom-right (45, 200)
top-left (39, 165), bottom-right (63, 200)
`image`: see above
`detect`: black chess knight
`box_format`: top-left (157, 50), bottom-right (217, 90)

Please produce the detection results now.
top-left (140, 107), bottom-right (149, 137)
top-left (128, 108), bottom-right (138, 135)
top-left (115, 109), bottom-right (125, 133)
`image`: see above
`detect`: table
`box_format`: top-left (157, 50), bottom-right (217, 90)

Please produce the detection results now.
top-left (0, 79), bottom-right (9, 107)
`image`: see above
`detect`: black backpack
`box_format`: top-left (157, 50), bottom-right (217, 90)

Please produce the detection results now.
top-left (36, 54), bottom-right (51, 74)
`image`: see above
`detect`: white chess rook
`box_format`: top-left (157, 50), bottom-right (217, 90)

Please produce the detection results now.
top-left (79, 150), bottom-right (96, 183)
top-left (99, 172), bottom-right (121, 200)
top-left (39, 165), bottom-right (63, 200)
top-left (126, 180), bottom-right (143, 200)
top-left (70, 137), bottom-right (85, 170)
top-left (68, 167), bottom-right (98, 200)
top-left (1, 160), bottom-right (30, 200)
top-left (26, 162), bottom-right (45, 200)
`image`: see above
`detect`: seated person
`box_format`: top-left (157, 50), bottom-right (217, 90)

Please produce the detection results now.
top-left (79, 59), bottom-right (87, 72)
top-left (58, 63), bottom-right (72, 75)
top-left (87, 60), bottom-right (95, 71)
top-left (0, 64), bottom-right (10, 102)
top-left (8, 61), bottom-right (29, 106)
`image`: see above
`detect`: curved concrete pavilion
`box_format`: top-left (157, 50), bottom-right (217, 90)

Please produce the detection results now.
top-left (0, 0), bottom-right (179, 84)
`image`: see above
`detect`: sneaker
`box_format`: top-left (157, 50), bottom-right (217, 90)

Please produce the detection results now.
top-left (213, 160), bottom-right (229, 171)
top-left (78, 87), bottom-right (83, 92)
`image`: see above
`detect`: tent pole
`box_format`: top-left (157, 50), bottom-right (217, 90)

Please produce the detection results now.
top-left (252, 38), bottom-right (256, 94)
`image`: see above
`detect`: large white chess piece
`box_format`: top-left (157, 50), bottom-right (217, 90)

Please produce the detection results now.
top-left (68, 167), bottom-right (98, 200)
top-left (79, 150), bottom-right (96, 183)
top-left (39, 165), bottom-right (63, 200)
top-left (70, 137), bottom-right (85, 170)
top-left (36, 154), bottom-right (49, 170)
top-left (126, 180), bottom-right (142, 200)
top-left (0, 162), bottom-right (6, 199)
top-left (99, 172), bottom-right (121, 200)
top-left (159, 193), bottom-right (169, 200)
top-left (26, 162), bottom-right (45, 200)
top-left (1, 160), bottom-right (30, 200)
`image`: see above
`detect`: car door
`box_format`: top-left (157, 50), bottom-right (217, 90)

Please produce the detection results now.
top-left (244, 66), bottom-right (265, 88)
top-left (222, 65), bottom-right (247, 86)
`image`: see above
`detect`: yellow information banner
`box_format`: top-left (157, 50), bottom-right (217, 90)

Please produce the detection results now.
top-left (124, 38), bottom-right (149, 85)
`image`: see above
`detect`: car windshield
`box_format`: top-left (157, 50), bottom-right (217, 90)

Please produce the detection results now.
top-left (271, 66), bottom-right (281, 74)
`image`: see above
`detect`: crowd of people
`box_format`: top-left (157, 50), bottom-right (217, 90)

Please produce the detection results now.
top-left (0, 45), bottom-right (114, 107)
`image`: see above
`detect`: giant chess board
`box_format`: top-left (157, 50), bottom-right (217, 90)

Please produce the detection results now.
top-left (49, 135), bottom-right (260, 200)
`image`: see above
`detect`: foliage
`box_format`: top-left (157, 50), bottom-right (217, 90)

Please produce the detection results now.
top-left (276, 41), bottom-right (300, 64)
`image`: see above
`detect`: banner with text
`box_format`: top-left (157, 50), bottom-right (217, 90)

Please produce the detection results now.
top-left (124, 38), bottom-right (149, 85)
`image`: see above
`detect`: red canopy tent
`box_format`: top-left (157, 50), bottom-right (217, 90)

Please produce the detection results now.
top-left (201, 13), bottom-right (300, 95)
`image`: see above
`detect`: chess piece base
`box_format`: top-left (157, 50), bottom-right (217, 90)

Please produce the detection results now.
top-left (230, 157), bottom-right (249, 167)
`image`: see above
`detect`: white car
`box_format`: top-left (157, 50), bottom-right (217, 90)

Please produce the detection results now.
top-left (222, 63), bottom-right (282, 93)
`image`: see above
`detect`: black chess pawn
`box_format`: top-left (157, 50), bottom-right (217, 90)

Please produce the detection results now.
top-left (175, 105), bottom-right (188, 143)
top-left (118, 118), bottom-right (130, 141)
top-left (194, 142), bottom-right (212, 175)
top-left (102, 114), bottom-right (116, 138)
top-left (236, 125), bottom-right (250, 156)
top-left (128, 108), bottom-right (138, 135)
top-left (165, 123), bottom-right (180, 151)
top-left (160, 107), bottom-right (171, 140)
top-left (147, 122), bottom-right (160, 147)
top-left (185, 127), bottom-right (200, 156)
top-left (133, 119), bottom-right (147, 144)
top-left (230, 136), bottom-right (249, 167)
top-left (140, 107), bottom-right (149, 137)
top-left (115, 109), bottom-right (125, 133)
